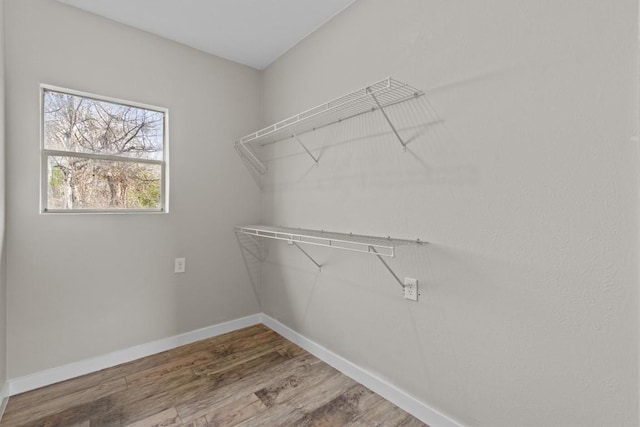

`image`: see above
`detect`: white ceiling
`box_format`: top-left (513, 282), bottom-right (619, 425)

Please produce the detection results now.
top-left (58, 0), bottom-right (355, 70)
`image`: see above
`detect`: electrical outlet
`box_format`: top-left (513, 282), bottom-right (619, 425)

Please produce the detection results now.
top-left (404, 277), bottom-right (418, 301)
top-left (175, 257), bottom-right (186, 273)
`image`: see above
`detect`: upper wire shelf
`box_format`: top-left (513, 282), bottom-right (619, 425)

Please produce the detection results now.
top-left (234, 77), bottom-right (424, 175)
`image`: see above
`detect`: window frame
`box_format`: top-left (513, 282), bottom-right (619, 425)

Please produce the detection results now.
top-left (40, 84), bottom-right (169, 214)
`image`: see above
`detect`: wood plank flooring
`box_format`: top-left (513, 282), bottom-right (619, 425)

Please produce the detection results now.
top-left (0, 325), bottom-right (427, 427)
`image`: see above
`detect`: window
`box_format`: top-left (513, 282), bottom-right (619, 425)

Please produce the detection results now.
top-left (41, 86), bottom-right (168, 213)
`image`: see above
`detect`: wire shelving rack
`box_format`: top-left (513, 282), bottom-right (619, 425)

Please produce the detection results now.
top-left (235, 225), bottom-right (424, 289)
top-left (234, 77), bottom-right (424, 175)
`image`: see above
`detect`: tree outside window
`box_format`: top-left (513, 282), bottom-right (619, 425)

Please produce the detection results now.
top-left (41, 86), bottom-right (168, 212)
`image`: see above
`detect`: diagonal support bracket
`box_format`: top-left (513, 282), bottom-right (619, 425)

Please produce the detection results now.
top-left (239, 243), bottom-right (263, 262)
top-left (236, 141), bottom-right (268, 174)
top-left (369, 246), bottom-right (405, 289)
top-left (291, 242), bottom-right (322, 271)
top-left (292, 133), bottom-right (319, 165)
top-left (368, 91), bottom-right (407, 151)
top-left (235, 232), bottom-right (264, 262)
top-left (245, 233), bottom-right (262, 248)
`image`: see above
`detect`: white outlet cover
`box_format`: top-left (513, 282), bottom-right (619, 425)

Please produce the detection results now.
top-left (175, 257), bottom-right (186, 273)
top-left (403, 277), bottom-right (418, 301)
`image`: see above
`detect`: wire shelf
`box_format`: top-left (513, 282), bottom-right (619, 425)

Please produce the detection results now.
top-left (234, 77), bottom-right (423, 174)
top-left (235, 225), bottom-right (420, 258)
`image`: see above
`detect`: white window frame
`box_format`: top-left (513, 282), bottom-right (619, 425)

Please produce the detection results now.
top-left (40, 84), bottom-right (169, 214)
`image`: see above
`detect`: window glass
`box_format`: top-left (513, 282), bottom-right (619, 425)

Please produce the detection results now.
top-left (41, 87), bottom-right (167, 212)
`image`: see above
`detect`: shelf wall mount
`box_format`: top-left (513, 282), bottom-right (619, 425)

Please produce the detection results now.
top-left (235, 225), bottom-right (424, 289)
top-left (234, 77), bottom-right (424, 176)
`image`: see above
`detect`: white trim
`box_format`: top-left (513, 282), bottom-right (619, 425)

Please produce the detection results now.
top-left (39, 83), bottom-right (170, 214)
top-left (0, 382), bottom-right (9, 420)
top-left (7, 314), bottom-right (261, 396)
top-left (40, 84), bottom-right (168, 114)
top-left (261, 314), bottom-right (463, 427)
top-left (5, 313), bottom-right (462, 427)
top-left (43, 150), bottom-right (164, 165)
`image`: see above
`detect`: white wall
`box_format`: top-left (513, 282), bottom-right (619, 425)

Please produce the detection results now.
top-left (261, 1), bottom-right (639, 426)
top-left (0, 0), bottom-right (6, 394)
top-left (2, 1), bottom-right (638, 425)
top-left (5, 0), bottom-right (261, 378)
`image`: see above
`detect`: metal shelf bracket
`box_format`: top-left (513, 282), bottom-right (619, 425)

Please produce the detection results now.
top-left (236, 141), bottom-right (267, 175)
top-left (369, 246), bottom-right (405, 289)
top-left (367, 90), bottom-right (407, 151)
top-left (240, 243), bottom-right (263, 262)
top-left (292, 133), bottom-right (319, 165)
top-left (236, 232), bottom-right (265, 262)
top-left (291, 241), bottom-right (322, 271)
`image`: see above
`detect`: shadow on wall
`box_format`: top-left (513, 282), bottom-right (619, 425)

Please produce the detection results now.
top-left (231, 88), bottom-right (471, 319)
top-left (235, 144), bottom-right (265, 191)
top-left (239, 228), bottom-right (434, 322)
top-left (251, 231), bottom-right (588, 421)
top-left (230, 78), bottom-right (498, 335)
top-left (232, 87), bottom-right (481, 192)
top-left (255, 95), bottom-right (479, 192)
top-left (236, 231), bottom-right (265, 309)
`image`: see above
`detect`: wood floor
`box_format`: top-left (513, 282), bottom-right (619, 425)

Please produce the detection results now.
top-left (0, 324), bottom-right (427, 427)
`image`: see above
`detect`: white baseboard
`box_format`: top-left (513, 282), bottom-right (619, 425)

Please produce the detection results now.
top-left (8, 313), bottom-right (262, 396)
top-left (5, 312), bottom-right (461, 427)
top-left (261, 314), bottom-right (463, 427)
top-left (0, 382), bottom-right (8, 420)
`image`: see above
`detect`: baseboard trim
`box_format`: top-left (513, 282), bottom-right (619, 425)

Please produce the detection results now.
top-left (8, 313), bottom-right (262, 396)
top-left (0, 382), bottom-right (9, 420)
top-left (261, 314), bottom-right (463, 427)
top-left (6, 312), bottom-right (461, 427)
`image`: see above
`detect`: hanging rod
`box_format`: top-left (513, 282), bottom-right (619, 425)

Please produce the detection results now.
top-left (234, 77), bottom-right (424, 175)
top-left (235, 225), bottom-right (424, 288)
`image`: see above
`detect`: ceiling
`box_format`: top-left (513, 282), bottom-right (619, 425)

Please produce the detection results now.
top-left (58, 0), bottom-right (355, 70)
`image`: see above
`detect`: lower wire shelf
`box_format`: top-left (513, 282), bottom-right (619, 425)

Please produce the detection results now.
top-left (235, 225), bottom-right (423, 289)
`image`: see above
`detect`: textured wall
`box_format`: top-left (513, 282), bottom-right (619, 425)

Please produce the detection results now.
top-left (5, 0), bottom-right (261, 378)
top-left (260, 0), bottom-right (639, 425)
top-left (0, 0), bottom-right (6, 393)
